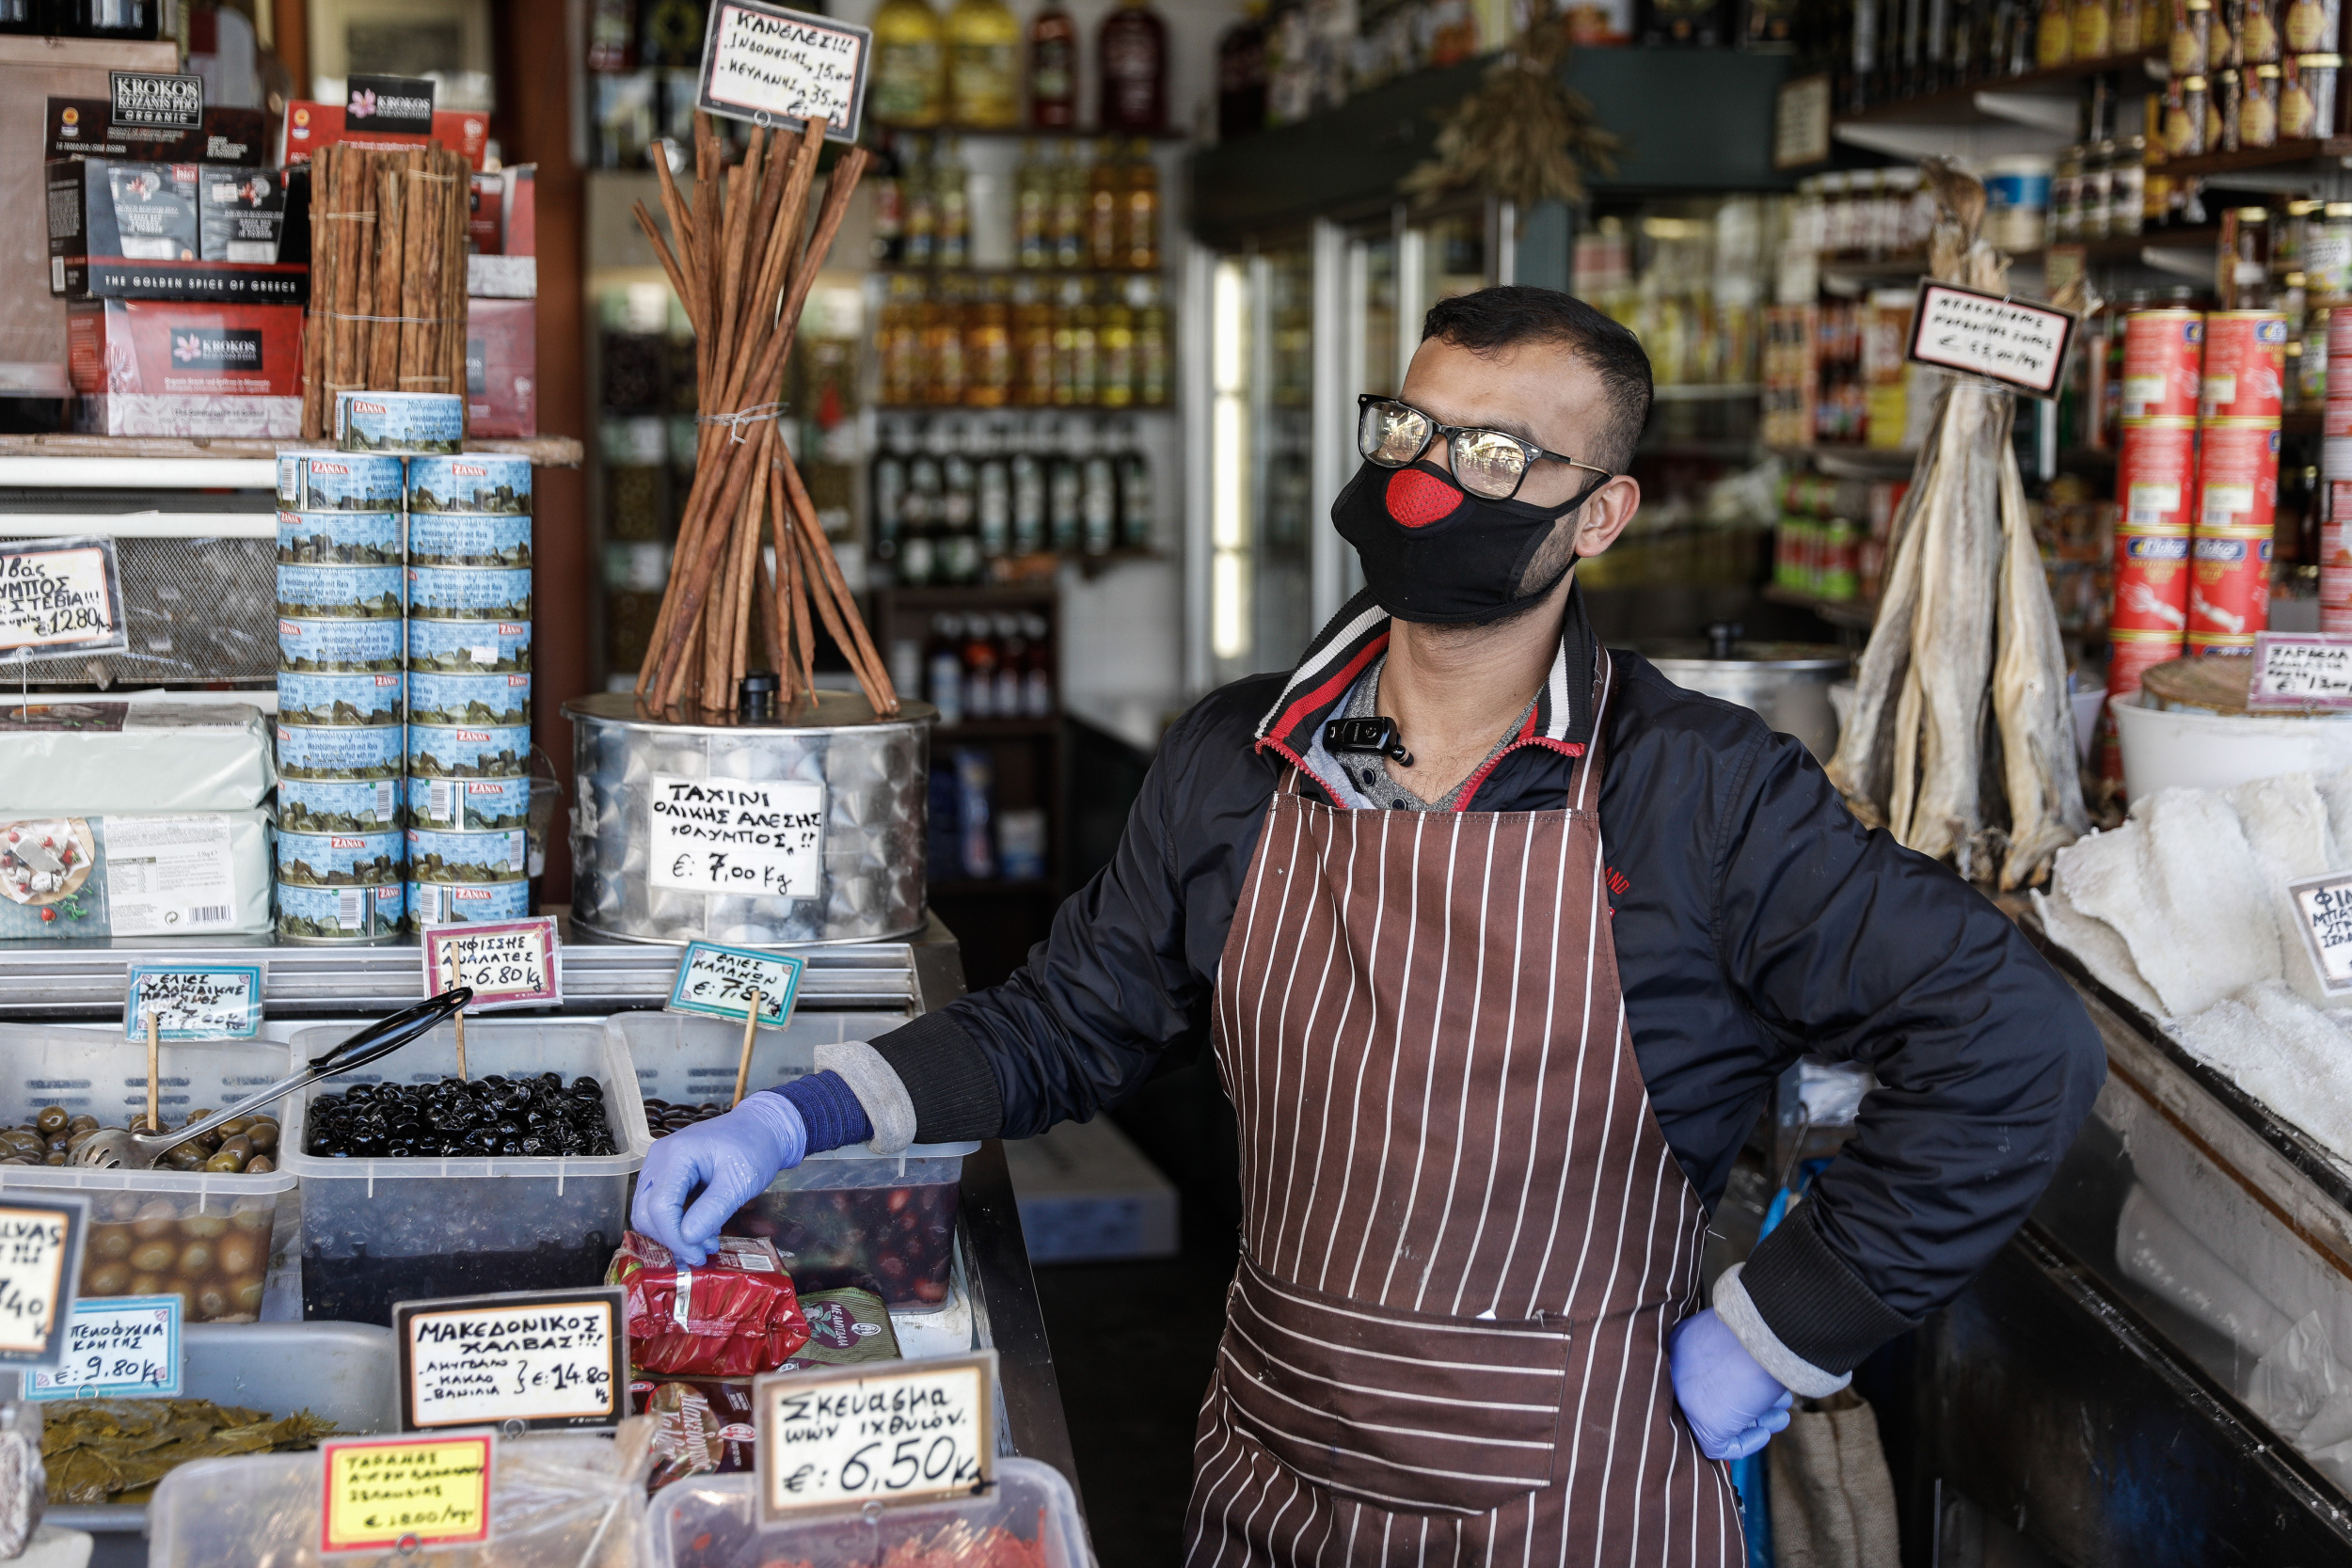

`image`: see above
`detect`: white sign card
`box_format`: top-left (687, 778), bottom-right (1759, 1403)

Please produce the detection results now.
top-left (1772, 73), bottom-right (1831, 169)
top-left (755, 1351), bottom-right (995, 1522)
top-left (393, 1288), bottom-right (628, 1433)
top-left (421, 916), bottom-right (561, 1010)
top-left (2292, 872), bottom-right (2352, 995)
top-left (667, 940), bottom-right (805, 1027)
top-left (0, 536), bottom-right (127, 657)
top-left (646, 774), bottom-right (826, 900)
top-left (2250, 632), bottom-right (2352, 709)
top-left (1906, 282), bottom-right (2077, 398)
top-left (125, 963), bottom-right (264, 1040)
top-left (28, 1294), bottom-right (182, 1400)
top-left (0, 1196), bottom-right (86, 1367)
top-left (695, 0), bottom-right (871, 143)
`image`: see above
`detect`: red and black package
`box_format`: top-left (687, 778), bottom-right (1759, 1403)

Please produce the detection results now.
top-left (607, 1230), bottom-right (811, 1377)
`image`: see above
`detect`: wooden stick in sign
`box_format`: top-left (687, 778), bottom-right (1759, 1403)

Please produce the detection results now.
top-left (146, 1011), bottom-right (160, 1133)
top-left (732, 989), bottom-right (762, 1108)
top-left (445, 950), bottom-right (468, 1081)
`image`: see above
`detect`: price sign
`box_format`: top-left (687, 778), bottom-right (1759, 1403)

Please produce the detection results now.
top-left (1907, 281), bottom-right (2077, 398)
top-left (421, 916), bottom-right (560, 1010)
top-left (320, 1433), bottom-right (494, 1555)
top-left (694, 0), bottom-right (871, 142)
top-left (393, 1289), bottom-right (628, 1433)
top-left (0, 537), bottom-right (126, 657)
top-left (2291, 872), bottom-right (2352, 994)
top-left (667, 940), bottom-right (804, 1028)
top-left (28, 1294), bottom-right (181, 1400)
top-left (125, 963), bottom-right (264, 1040)
top-left (646, 774), bottom-right (825, 900)
top-left (755, 1351), bottom-right (994, 1523)
top-left (2250, 632), bottom-right (2352, 709)
top-left (0, 1197), bottom-right (84, 1367)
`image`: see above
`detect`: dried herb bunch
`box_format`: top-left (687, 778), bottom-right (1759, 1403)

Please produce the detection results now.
top-left (631, 114), bottom-right (898, 717)
top-left (1400, 15), bottom-right (1619, 210)
top-left (301, 141), bottom-right (470, 440)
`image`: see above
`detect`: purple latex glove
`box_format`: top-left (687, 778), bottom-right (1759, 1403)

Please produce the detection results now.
top-left (1669, 1307), bottom-right (1795, 1461)
top-left (628, 1092), bottom-right (807, 1265)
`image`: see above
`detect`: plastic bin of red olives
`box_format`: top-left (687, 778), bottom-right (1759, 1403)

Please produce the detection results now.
top-left (0, 1029), bottom-right (299, 1325)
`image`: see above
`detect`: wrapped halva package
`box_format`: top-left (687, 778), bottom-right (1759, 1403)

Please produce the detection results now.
top-left (0, 811), bottom-right (271, 938)
top-left (0, 701), bottom-right (272, 813)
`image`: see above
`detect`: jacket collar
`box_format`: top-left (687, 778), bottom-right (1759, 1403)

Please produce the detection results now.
top-left (1252, 580), bottom-right (1599, 769)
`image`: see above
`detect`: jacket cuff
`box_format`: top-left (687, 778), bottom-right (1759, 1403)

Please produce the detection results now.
top-left (1735, 1201), bottom-right (1916, 1377)
top-left (1711, 1263), bottom-right (1850, 1398)
top-left (769, 1070), bottom-right (871, 1152)
top-left (815, 1042), bottom-right (915, 1153)
top-left (866, 1009), bottom-right (1005, 1142)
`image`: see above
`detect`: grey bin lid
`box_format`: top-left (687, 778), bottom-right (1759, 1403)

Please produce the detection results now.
top-left (1640, 641), bottom-right (1851, 673)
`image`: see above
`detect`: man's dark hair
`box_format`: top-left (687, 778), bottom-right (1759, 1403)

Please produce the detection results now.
top-left (1421, 286), bottom-right (1653, 473)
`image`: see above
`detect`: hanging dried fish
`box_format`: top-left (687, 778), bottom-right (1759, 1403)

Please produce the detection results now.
top-left (1400, 14), bottom-right (1618, 209)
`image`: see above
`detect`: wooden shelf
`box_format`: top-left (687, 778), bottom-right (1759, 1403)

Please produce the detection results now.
top-left (1836, 50), bottom-right (2167, 128)
top-left (0, 433), bottom-right (585, 467)
top-left (2157, 137), bottom-right (2352, 179)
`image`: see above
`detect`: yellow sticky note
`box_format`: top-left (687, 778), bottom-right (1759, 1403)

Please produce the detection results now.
top-left (319, 1434), bottom-right (492, 1554)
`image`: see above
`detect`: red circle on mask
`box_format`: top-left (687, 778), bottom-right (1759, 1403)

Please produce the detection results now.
top-left (1385, 467), bottom-right (1462, 529)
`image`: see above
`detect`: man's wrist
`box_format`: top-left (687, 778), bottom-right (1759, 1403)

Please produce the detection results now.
top-left (768, 1071), bottom-right (867, 1152)
top-left (1731, 1201), bottom-right (1917, 1382)
top-left (1710, 1263), bottom-right (1849, 1398)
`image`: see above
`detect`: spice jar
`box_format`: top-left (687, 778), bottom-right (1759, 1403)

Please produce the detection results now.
top-left (2244, 0), bottom-right (2282, 61)
top-left (2115, 0), bottom-right (2147, 52)
top-left (2086, 139), bottom-right (2118, 235)
top-left (2284, 0), bottom-right (2339, 52)
top-left (2302, 54), bottom-right (2343, 135)
top-left (2246, 61), bottom-right (2282, 143)
top-left (2174, 0), bottom-right (2214, 74)
top-left (2219, 67), bottom-right (2244, 148)
top-left (2209, 0), bottom-right (2237, 67)
top-left (2171, 75), bottom-right (2212, 155)
top-left (2314, 201), bottom-right (2352, 299)
top-left (2113, 135), bottom-right (2149, 235)
top-left (2075, 0), bottom-right (2114, 56)
top-left (2053, 143), bottom-right (2086, 240)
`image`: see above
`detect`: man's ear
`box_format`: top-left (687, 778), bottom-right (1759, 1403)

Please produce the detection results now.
top-left (1573, 476), bottom-right (1643, 558)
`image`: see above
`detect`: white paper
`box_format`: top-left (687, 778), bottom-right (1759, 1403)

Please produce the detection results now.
top-left (404, 1301), bottom-right (619, 1429)
top-left (647, 774), bottom-right (825, 900)
top-left (1907, 282), bottom-right (2074, 396)
top-left (29, 1295), bottom-right (180, 1399)
top-left (2290, 872), bottom-right (2352, 994)
top-left (758, 1356), bottom-right (992, 1519)
top-left (0, 540), bottom-right (121, 655)
top-left (700, 1), bottom-right (868, 138)
top-left (102, 814), bottom-right (241, 936)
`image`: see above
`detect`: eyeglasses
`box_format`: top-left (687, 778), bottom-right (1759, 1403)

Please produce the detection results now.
top-left (1356, 394), bottom-right (1614, 502)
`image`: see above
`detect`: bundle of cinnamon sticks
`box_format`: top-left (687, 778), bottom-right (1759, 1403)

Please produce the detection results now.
top-left (630, 113), bottom-right (898, 718)
top-left (300, 141), bottom-right (470, 441)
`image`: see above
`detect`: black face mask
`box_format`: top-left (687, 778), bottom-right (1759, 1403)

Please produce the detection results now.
top-left (1332, 458), bottom-right (1607, 626)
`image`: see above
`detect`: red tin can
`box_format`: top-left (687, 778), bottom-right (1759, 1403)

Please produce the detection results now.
top-left (2117, 418), bottom-right (2201, 531)
top-left (2201, 309), bottom-right (2291, 420)
top-left (2111, 526), bottom-right (2195, 633)
top-left (2325, 482), bottom-right (2352, 632)
top-left (2196, 419), bottom-right (2282, 535)
top-left (2187, 525), bottom-right (2277, 638)
top-left (2122, 309), bottom-right (2205, 420)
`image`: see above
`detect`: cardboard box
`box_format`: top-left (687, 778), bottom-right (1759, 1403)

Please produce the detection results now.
top-left (467, 165), bottom-right (536, 299)
top-left (279, 100), bottom-right (490, 172)
top-left (48, 159), bottom-right (308, 302)
top-left (1003, 1117), bottom-right (1180, 1264)
top-left (466, 295), bottom-right (536, 437)
top-left (46, 95), bottom-right (267, 166)
top-left (68, 298), bottom-right (303, 436)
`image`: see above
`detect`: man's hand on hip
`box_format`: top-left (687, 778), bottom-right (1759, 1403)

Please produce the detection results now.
top-left (1669, 1307), bottom-right (1794, 1460)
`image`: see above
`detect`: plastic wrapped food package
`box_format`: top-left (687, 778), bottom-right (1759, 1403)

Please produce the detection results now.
top-left (646, 1459), bottom-right (1086, 1568)
top-left (609, 1232), bottom-right (811, 1377)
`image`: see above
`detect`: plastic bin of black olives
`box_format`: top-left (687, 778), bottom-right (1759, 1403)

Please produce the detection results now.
top-left (281, 1022), bottom-right (649, 1327)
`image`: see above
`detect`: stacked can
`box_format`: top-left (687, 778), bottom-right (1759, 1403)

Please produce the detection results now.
top-left (2104, 308), bottom-right (2202, 781)
top-left (274, 451), bottom-right (409, 943)
top-left (2188, 310), bottom-right (2288, 656)
top-left (2324, 309), bottom-right (2352, 631)
top-left (404, 452), bottom-right (534, 930)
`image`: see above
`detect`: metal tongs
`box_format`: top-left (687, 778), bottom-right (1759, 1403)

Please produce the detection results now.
top-left (70, 986), bottom-right (474, 1169)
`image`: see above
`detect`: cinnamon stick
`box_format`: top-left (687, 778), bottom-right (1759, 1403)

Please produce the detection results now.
top-left (781, 451), bottom-right (895, 712)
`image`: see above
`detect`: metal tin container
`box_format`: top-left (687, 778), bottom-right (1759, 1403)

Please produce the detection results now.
top-left (278, 451), bottom-right (404, 512)
top-left (407, 879), bottom-right (531, 928)
top-left (279, 616), bottom-right (402, 673)
top-left (405, 454), bottom-right (532, 514)
top-left (276, 671), bottom-right (402, 727)
top-left (1638, 633), bottom-right (1851, 761)
top-left (564, 690), bottom-right (935, 945)
top-left (406, 826), bottom-right (528, 884)
top-left (277, 510), bottom-right (401, 564)
top-left (406, 774), bottom-right (531, 831)
top-left (335, 391), bottom-right (463, 455)
top-left (279, 777), bottom-right (402, 832)
top-left (278, 880), bottom-right (405, 943)
top-left (405, 513), bottom-right (531, 567)
top-left (408, 722), bottom-right (531, 778)
top-left (406, 618), bottom-right (530, 673)
top-left (406, 567), bottom-right (531, 622)
top-left (276, 722), bottom-right (403, 782)
top-left (276, 564), bottom-right (404, 621)
top-left (406, 671), bottom-right (530, 727)
top-left (276, 829), bottom-right (403, 886)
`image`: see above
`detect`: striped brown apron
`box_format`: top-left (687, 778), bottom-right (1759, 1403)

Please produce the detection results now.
top-left (1184, 651), bottom-right (1741, 1568)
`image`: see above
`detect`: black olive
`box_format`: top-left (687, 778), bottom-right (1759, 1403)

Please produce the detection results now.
top-left (573, 1078), bottom-right (601, 1100)
top-left (518, 1136), bottom-right (547, 1155)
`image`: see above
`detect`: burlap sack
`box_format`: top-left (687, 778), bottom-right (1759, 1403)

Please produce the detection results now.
top-left (1768, 1387), bottom-right (1901, 1568)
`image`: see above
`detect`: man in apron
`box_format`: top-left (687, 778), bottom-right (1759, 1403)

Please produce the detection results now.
top-left (634, 285), bottom-right (2105, 1562)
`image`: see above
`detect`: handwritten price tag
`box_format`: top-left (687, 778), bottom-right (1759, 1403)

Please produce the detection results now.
top-left (755, 1351), bottom-right (995, 1523)
top-left (667, 941), bottom-right (804, 1028)
top-left (394, 1289), bottom-right (627, 1433)
top-left (29, 1294), bottom-right (181, 1400)
top-left (0, 1198), bottom-right (84, 1366)
top-left (2291, 872), bottom-right (2352, 995)
top-left (321, 1433), bottom-right (494, 1554)
top-left (0, 537), bottom-right (126, 657)
top-left (2250, 632), bottom-right (2352, 709)
top-left (695, 0), bottom-right (871, 142)
top-left (1907, 281), bottom-right (2077, 398)
top-left (125, 963), bottom-right (263, 1040)
top-left (421, 917), bottom-right (560, 1010)
top-left (647, 774), bottom-right (827, 900)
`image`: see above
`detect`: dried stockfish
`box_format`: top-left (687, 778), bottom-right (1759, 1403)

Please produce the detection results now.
top-left (1994, 434), bottom-right (2090, 888)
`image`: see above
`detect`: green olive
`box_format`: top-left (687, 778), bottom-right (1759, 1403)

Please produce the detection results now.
top-left (176, 1241), bottom-right (214, 1275)
top-left (90, 1225), bottom-right (133, 1262)
top-left (203, 1150), bottom-right (245, 1174)
top-left (129, 1241), bottom-right (177, 1274)
top-left (214, 1117), bottom-right (253, 1139)
top-left (216, 1135), bottom-right (254, 1164)
top-left (66, 1115), bottom-right (97, 1134)
top-left (245, 1155), bottom-right (275, 1175)
top-left (178, 1215), bottom-right (228, 1241)
top-left (34, 1107), bottom-right (67, 1136)
top-left (82, 1262), bottom-right (130, 1296)
top-left (245, 1120), bottom-right (279, 1154)
top-left (193, 1284), bottom-right (230, 1320)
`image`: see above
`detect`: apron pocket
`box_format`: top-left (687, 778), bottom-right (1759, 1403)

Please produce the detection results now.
top-left (1218, 1251), bottom-right (1571, 1517)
